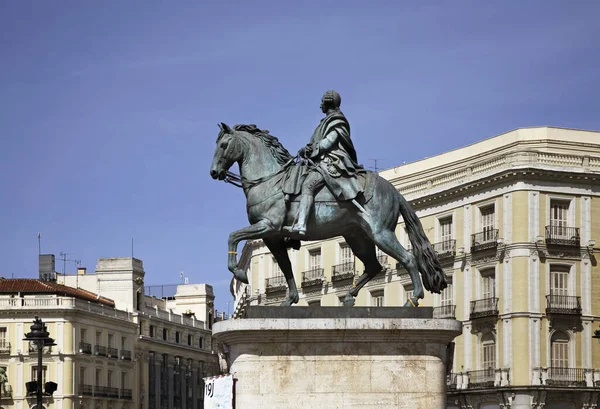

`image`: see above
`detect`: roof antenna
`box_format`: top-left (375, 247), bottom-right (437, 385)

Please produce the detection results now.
top-left (369, 158), bottom-right (381, 173)
top-left (37, 232), bottom-right (42, 255)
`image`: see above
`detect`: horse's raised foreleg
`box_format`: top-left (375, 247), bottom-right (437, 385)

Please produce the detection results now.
top-left (227, 219), bottom-right (276, 283)
top-left (342, 233), bottom-right (382, 306)
top-left (263, 238), bottom-right (299, 306)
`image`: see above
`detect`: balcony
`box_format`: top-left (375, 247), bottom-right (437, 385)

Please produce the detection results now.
top-left (447, 373), bottom-right (458, 391)
top-left (79, 384), bottom-right (93, 396)
top-left (433, 239), bottom-right (456, 260)
top-left (107, 346), bottom-right (119, 358)
top-left (546, 367), bottom-right (586, 387)
top-left (94, 345), bottom-right (107, 357)
top-left (121, 388), bottom-right (133, 400)
top-left (467, 369), bottom-right (496, 388)
top-left (0, 341), bottom-right (10, 354)
top-left (95, 386), bottom-right (109, 397)
top-left (265, 275), bottom-right (286, 293)
top-left (120, 349), bottom-right (132, 360)
top-left (470, 297), bottom-right (499, 319)
top-left (301, 268), bottom-right (324, 288)
top-left (545, 225), bottom-right (580, 247)
top-left (332, 262), bottom-right (355, 282)
top-left (79, 342), bottom-right (92, 354)
top-left (546, 295), bottom-right (581, 315)
top-left (471, 229), bottom-right (499, 252)
top-left (433, 305), bottom-right (456, 319)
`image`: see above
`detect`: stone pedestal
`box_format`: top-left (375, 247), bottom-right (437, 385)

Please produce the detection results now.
top-left (213, 307), bottom-right (462, 409)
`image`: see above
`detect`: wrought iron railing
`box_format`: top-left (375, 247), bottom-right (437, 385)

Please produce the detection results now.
top-left (471, 229), bottom-right (499, 252)
top-left (94, 345), bottom-right (107, 356)
top-left (546, 295), bottom-right (581, 315)
top-left (0, 341), bottom-right (10, 354)
top-left (433, 305), bottom-right (456, 319)
top-left (95, 385), bottom-right (110, 397)
top-left (467, 369), bottom-right (496, 388)
top-left (120, 349), bottom-right (132, 360)
top-left (121, 388), bottom-right (133, 399)
top-left (107, 346), bottom-right (119, 358)
top-left (108, 387), bottom-right (120, 398)
top-left (547, 367), bottom-right (586, 387)
top-left (79, 384), bottom-right (93, 396)
top-left (332, 262), bottom-right (355, 281)
top-left (470, 297), bottom-right (499, 319)
top-left (79, 342), bottom-right (92, 354)
top-left (301, 268), bottom-right (324, 286)
top-left (433, 240), bottom-right (456, 259)
top-left (545, 225), bottom-right (580, 247)
top-left (265, 275), bottom-right (286, 291)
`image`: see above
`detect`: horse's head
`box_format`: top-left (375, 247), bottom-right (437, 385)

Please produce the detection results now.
top-left (210, 122), bottom-right (243, 180)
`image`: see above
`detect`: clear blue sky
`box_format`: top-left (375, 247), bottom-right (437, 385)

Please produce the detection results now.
top-left (1, 1), bottom-right (599, 313)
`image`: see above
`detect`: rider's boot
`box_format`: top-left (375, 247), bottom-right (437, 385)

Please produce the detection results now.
top-left (291, 194), bottom-right (313, 236)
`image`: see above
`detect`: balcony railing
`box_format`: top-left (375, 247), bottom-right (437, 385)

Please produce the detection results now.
top-left (332, 262), bottom-right (355, 282)
top-left (108, 387), bottom-right (120, 398)
top-left (120, 349), bottom-right (132, 360)
top-left (79, 384), bottom-right (93, 396)
top-left (433, 240), bottom-right (456, 260)
top-left (265, 275), bottom-right (286, 292)
top-left (107, 346), bottom-right (118, 358)
top-left (433, 304), bottom-right (456, 319)
top-left (95, 345), bottom-right (107, 357)
top-left (0, 341), bottom-right (10, 354)
top-left (301, 268), bottom-right (324, 287)
top-left (467, 369), bottom-right (496, 388)
top-left (95, 386), bottom-right (109, 397)
top-left (545, 225), bottom-right (580, 247)
top-left (79, 342), bottom-right (92, 354)
top-left (546, 295), bottom-right (582, 315)
top-left (121, 388), bottom-right (133, 399)
top-left (447, 373), bottom-right (459, 390)
top-left (471, 229), bottom-right (499, 252)
top-left (546, 367), bottom-right (586, 387)
top-left (470, 297), bottom-right (499, 319)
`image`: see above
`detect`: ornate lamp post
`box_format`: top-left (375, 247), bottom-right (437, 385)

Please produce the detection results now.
top-left (23, 316), bottom-right (56, 409)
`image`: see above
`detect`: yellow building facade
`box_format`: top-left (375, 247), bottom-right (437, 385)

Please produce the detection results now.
top-left (0, 257), bottom-right (218, 409)
top-left (233, 127), bottom-right (600, 409)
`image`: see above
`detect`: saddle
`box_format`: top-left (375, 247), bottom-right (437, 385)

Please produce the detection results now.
top-left (281, 163), bottom-right (377, 204)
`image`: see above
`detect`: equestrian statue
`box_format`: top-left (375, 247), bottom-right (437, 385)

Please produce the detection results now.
top-left (210, 90), bottom-right (447, 307)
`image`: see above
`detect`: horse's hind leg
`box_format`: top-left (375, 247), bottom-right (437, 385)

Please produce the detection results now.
top-left (372, 228), bottom-right (424, 307)
top-left (263, 238), bottom-right (299, 306)
top-left (342, 233), bottom-right (383, 306)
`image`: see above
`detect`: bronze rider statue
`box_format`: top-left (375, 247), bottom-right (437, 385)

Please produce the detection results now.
top-left (292, 90), bottom-right (364, 235)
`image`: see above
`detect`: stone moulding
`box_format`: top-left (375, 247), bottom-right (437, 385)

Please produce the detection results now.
top-left (213, 314), bottom-right (462, 409)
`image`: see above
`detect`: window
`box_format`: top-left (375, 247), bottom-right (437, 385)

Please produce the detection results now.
top-left (308, 249), bottom-right (321, 271)
top-left (371, 291), bottom-right (384, 307)
top-left (376, 247), bottom-right (388, 265)
top-left (550, 265), bottom-right (569, 296)
top-left (107, 370), bottom-right (113, 388)
top-left (121, 372), bottom-right (127, 389)
top-left (95, 331), bottom-right (102, 346)
top-left (551, 331), bottom-right (569, 368)
top-left (80, 367), bottom-right (86, 384)
top-left (31, 365), bottom-right (48, 384)
top-left (481, 206), bottom-right (495, 240)
top-left (481, 333), bottom-right (496, 370)
top-left (163, 328), bottom-right (168, 341)
top-left (95, 368), bottom-right (102, 386)
top-left (108, 334), bottom-right (114, 348)
top-left (340, 243), bottom-right (353, 264)
top-left (198, 337), bottom-right (203, 349)
top-left (121, 336), bottom-right (127, 350)
top-left (550, 200), bottom-right (569, 237)
top-left (187, 334), bottom-right (192, 346)
top-left (271, 257), bottom-right (283, 277)
top-left (176, 331), bottom-right (180, 343)
top-left (439, 217), bottom-right (453, 250)
top-left (440, 283), bottom-right (453, 306)
top-left (80, 328), bottom-right (87, 343)
top-left (0, 327), bottom-right (7, 349)
top-left (481, 270), bottom-right (496, 299)
top-left (149, 325), bottom-right (155, 338)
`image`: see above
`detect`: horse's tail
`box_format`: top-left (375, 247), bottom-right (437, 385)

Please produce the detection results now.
top-left (397, 191), bottom-right (447, 294)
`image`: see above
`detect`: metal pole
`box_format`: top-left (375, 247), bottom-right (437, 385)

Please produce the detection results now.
top-left (37, 340), bottom-right (43, 409)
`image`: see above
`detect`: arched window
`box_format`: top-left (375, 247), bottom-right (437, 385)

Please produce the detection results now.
top-left (551, 331), bottom-right (569, 369)
top-left (481, 332), bottom-right (496, 370)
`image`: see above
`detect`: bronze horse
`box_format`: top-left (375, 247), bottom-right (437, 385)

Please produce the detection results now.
top-left (210, 123), bottom-right (447, 306)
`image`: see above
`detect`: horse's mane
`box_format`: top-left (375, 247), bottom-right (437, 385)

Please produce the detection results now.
top-left (233, 124), bottom-right (293, 166)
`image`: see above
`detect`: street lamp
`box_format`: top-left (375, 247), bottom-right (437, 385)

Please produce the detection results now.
top-left (23, 316), bottom-right (56, 409)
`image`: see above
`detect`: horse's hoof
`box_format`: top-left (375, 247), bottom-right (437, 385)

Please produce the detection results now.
top-left (233, 269), bottom-right (248, 284)
top-left (343, 295), bottom-right (355, 307)
top-left (403, 297), bottom-right (419, 307)
top-left (280, 297), bottom-right (298, 306)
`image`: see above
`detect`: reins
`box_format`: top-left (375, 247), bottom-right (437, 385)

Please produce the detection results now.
top-left (223, 157), bottom-right (296, 190)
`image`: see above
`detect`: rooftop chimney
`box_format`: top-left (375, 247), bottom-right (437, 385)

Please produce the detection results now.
top-left (77, 267), bottom-right (86, 275)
